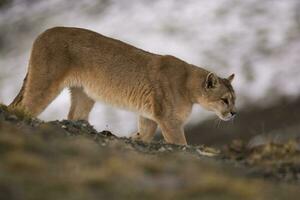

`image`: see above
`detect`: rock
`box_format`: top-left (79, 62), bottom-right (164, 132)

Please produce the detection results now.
top-left (158, 147), bottom-right (166, 152)
top-left (7, 115), bottom-right (18, 121)
top-left (196, 149), bottom-right (219, 157)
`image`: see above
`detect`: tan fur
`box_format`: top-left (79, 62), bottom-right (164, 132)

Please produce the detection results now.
top-left (10, 27), bottom-right (236, 145)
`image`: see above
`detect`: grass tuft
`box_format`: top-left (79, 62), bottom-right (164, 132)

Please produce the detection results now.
top-left (0, 103), bottom-right (33, 122)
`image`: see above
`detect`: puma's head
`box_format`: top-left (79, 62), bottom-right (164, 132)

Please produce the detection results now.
top-left (198, 72), bottom-right (237, 121)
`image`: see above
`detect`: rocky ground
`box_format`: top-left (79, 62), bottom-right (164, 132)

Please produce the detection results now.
top-left (0, 104), bottom-right (299, 200)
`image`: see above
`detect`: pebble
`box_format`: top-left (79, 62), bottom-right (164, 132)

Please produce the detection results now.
top-left (101, 142), bottom-right (107, 146)
top-left (7, 115), bottom-right (18, 121)
top-left (158, 147), bottom-right (166, 152)
top-left (196, 149), bottom-right (218, 157)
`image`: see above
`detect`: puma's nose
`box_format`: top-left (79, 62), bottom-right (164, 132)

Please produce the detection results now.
top-left (230, 111), bottom-right (237, 117)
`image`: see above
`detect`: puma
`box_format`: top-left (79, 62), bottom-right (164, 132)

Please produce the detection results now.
top-left (10, 27), bottom-right (236, 145)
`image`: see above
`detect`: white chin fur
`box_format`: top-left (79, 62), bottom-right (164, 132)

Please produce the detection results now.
top-left (220, 116), bottom-right (232, 121)
top-left (216, 113), bottom-right (233, 121)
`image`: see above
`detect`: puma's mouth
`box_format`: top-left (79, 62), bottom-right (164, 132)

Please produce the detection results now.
top-left (216, 112), bottom-right (236, 121)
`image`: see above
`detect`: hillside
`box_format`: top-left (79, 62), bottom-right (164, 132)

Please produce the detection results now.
top-left (0, 104), bottom-right (299, 200)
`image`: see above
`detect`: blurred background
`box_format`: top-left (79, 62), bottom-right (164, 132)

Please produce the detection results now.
top-left (0, 0), bottom-right (300, 145)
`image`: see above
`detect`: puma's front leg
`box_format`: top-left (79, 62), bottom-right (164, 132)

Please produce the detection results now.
top-left (158, 119), bottom-right (187, 145)
top-left (131, 116), bottom-right (158, 142)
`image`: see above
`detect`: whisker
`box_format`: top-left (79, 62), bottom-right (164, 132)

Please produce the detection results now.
top-left (217, 119), bottom-right (222, 128)
top-left (213, 118), bottom-right (219, 128)
top-left (231, 117), bottom-right (235, 125)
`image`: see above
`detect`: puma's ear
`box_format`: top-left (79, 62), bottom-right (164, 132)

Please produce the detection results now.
top-left (206, 72), bottom-right (219, 89)
top-left (227, 74), bottom-right (235, 83)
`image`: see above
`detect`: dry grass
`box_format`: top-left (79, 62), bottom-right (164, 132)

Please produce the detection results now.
top-left (0, 105), bottom-right (299, 200)
top-left (0, 103), bottom-right (33, 122)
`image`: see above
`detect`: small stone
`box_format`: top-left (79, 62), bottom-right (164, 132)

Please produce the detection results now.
top-left (158, 147), bottom-right (166, 152)
top-left (196, 149), bottom-right (218, 157)
top-left (82, 123), bottom-right (87, 127)
top-left (61, 125), bottom-right (67, 129)
top-left (100, 131), bottom-right (114, 137)
top-left (167, 147), bottom-right (173, 151)
top-left (7, 114), bottom-right (18, 121)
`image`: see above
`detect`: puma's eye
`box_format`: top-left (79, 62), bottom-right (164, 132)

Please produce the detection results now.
top-left (221, 98), bottom-right (229, 105)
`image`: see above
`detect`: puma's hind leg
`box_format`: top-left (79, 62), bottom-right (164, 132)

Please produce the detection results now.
top-left (68, 87), bottom-right (95, 121)
top-left (16, 61), bottom-right (73, 117)
top-left (132, 116), bottom-right (158, 142)
top-left (11, 40), bottom-right (73, 117)
top-left (19, 75), bottom-right (64, 117)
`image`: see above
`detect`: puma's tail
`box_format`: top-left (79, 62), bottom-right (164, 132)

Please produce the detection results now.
top-left (9, 73), bottom-right (28, 107)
